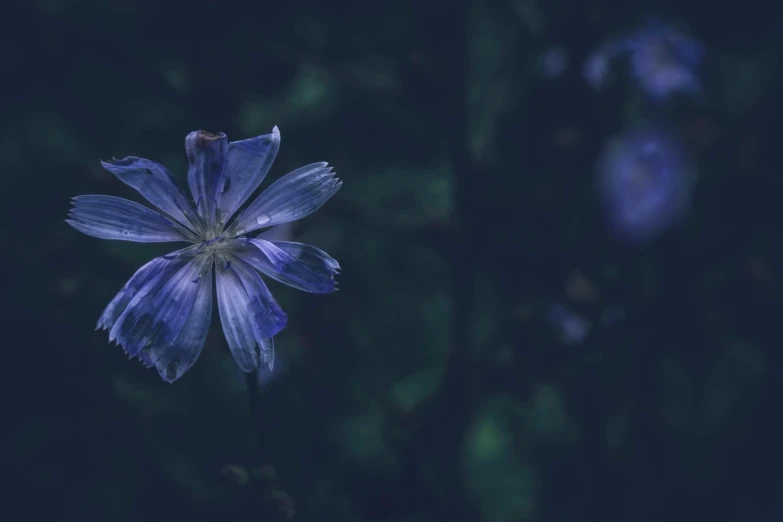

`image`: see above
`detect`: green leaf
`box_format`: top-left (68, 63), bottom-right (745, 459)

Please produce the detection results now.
top-left (236, 97), bottom-right (279, 136)
top-left (466, 0), bottom-right (523, 168)
top-left (389, 367), bottom-right (443, 412)
top-left (280, 64), bottom-right (338, 127)
top-left (341, 160), bottom-right (453, 228)
top-left (515, 381), bottom-right (578, 445)
top-left (719, 52), bottom-right (778, 118)
top-left (463, 396), bottom-right (539, 522)
top-left (157, 60), bottom-right (191, 93)
top-left (329, 400), bottom-right (396, 470)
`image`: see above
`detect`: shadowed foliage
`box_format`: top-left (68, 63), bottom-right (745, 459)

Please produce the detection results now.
top-left (2, 0), bottom-right (781, 521)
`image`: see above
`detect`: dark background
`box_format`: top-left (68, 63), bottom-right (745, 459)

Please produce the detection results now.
top-left (2, 0), bottom-right (781, 521)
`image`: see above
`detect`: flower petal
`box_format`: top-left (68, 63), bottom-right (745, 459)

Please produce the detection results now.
top-left (96, 246), bottom-right (197, 330)
top-left (138, 258), bottom-right (213, 382)
top-left (265, 337), bottom-right (275, 371)
top-left (229, 162), bottom-right (341, 235)
top-left (215, 255), bottom-right (285, 371)
top-left (219, 126), bottom-right (281, 225)
top-left (109, 255), bottom-right (212, 357)
top-left (67, 195), bottom-right (196, 243)
top-left (101, 156), bottom-right (198, 231)
top-left (185, 130), bottom-right (228, 230)
top-left (231, 238), bottom-right (339, 294)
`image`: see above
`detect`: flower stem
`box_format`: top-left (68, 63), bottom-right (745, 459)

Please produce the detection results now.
top-left (245, 371), bottom-right (263, 463)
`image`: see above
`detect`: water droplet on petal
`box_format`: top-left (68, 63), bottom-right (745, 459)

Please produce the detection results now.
top-left (256, 214), bottom-right (271, 226)
top-left (122, 229), bottom-right (130, 236)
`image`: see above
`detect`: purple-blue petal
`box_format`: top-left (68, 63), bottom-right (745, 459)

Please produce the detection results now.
top-left (185, 130), bottom-right (228, 230)
top-left (101, 156), bottom-right (198, 231)
top-left (96, 246), bottom-right (198, 330)
top-left (109, 255), bottom-right (212, 357)
top-left (583, 38), bottom-right (633, 90)
top-left (231, 238), bottom-right (339, 294)
top-left (219, 126), bottom-right (281, 225)
top-left (138, 258), bottom-right (213, 382)
top-left (584, 20), bottom-right (702, 101)
top-left (229, 162), bottom-right (341, 235)
top-left (67, 195), bottom-right (195, 243)
top-left (625, 20), bottom-right (703, 101)
top-left (597, 125), bottom-right (693, 243)
top-left (215, 256), bottom-right (281, 371)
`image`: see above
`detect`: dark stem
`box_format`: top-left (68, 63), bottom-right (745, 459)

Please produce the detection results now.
top-left (396, 2), bottom-right (480, 521)
top-left (245, 372), bottom-right (263, 463)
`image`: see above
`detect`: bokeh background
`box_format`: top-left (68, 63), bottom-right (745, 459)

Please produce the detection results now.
top-left (3, 0), bottom-right (781, 521)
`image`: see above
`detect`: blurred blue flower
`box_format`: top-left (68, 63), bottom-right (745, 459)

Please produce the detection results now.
top-left (67, 127), bottom-right (341, 382)
top-left (583, 46), bottom-right (613, 90)
top-left (584, 19), bottom-right (704, 101)
top-left (548, 304), bottom-right (591, 345)
top-left (596, 125), bottom-right (693, 243)
top-left (537, 46), bottom-right (570, 78)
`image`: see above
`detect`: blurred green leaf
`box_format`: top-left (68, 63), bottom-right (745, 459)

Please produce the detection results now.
top-left (463, 395), bottom-right (539, 522)
top-left (605, 400), bottom-right (633, 454)
top-left (720, 337), bottom-right (766, 374)
top-left (701, 346), bottom-right (762, 432)
top-left (389, 367), bottom-right (443, 412)
top-left (344, 55), bottom-right (402, 93)
top-left (330, 400), bottom-right (396, 470)
top-left (347, 225), bottom-right (450, 375)
top-left (157, 60), bottom-right (191, 93)
top-left (222, 464), bottom-right (250, 486)
top-left (236, 97), bottom-right (279, 136)
top-left (515, 381), bottom-right (578, 445)
top-left (508, 0), bottom-right (546, 36)
top-left (0, 113), bottom-right (96, 185)
top-left (467, 0), bottom-right (523, 168)
top-left (280, 64), bottom-right (338, 127)
top-left (659, 357), bottom-right (695, 432)
top-left (293, 16), bottom-right (330, 49)
top-left (342, 160), bottom-right (453, 228)
top-left (719, 51), bottom-right (778, 118)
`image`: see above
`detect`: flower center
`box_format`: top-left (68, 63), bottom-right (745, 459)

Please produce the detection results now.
top-left (200, 235), bottom-right (228, 254)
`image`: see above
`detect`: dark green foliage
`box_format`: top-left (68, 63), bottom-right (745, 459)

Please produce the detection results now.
top-left (4, 0), bottom-right (780, 520)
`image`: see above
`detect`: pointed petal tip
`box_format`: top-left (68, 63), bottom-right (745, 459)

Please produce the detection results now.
top-left (158, 370), bottom-right (179, 384)
top-left (272, 125), bottom-right (280, 137)
top-left (95, 320), bottom-right (110, 331)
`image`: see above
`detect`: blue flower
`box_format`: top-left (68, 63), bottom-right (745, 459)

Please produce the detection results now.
top-left (584, 19), bottom-right (704, 101)
top-left (596, 125), bottom-right (693, 243)
top-left (548, 304), bottom-right (591, 345)
top-left (67, 127), bottom-right (341, 382)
